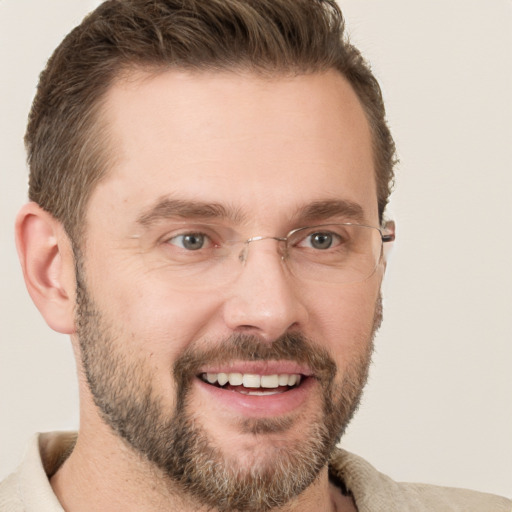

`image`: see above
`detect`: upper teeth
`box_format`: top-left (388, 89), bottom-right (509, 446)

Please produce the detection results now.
top-left (202, 373), bottom-right (302, 388)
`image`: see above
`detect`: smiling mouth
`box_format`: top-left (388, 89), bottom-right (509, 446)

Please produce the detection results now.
top-left (199, 372), bottom-right (304, 396)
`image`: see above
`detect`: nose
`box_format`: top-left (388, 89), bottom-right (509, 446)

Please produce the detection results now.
top-left (222, 238), bottom-right (309, 342)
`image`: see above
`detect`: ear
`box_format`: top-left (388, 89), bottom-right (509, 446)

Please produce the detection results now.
top-left (15, 202), bottom-right (77, 334)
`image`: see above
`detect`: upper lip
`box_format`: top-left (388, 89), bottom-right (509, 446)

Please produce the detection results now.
top-left (196, 360), bottom-right (314, 377)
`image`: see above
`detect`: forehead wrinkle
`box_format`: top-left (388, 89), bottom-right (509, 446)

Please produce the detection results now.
top-left (136, 196), bottom-right (248, 227)
top-left (294, 199), bottom-right (367, 224)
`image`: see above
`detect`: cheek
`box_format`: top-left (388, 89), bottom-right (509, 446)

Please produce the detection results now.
top-left (306, 279), bottom-right (381, 356)
top-left (85, 258), bottom-right (226, 364)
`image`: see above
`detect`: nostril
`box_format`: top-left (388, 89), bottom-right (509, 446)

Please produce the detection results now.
top-left (234, 325), bottom-right (277, 341)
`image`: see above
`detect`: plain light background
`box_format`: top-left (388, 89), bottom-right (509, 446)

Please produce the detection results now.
top-left (1, 0), bottom-right (511, 498)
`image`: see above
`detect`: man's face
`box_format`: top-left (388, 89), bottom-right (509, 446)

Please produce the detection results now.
top-left (75, 70), bottom-right (383, 510)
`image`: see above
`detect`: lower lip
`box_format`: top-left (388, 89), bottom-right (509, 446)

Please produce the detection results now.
top-left (195, 377), bottom-right (316, 417)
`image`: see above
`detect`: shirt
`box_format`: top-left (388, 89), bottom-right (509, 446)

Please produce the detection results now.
top-left (1, 432), bottom-right (510, 511)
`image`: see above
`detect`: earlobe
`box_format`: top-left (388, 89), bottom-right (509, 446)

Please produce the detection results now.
top-left (15, 202), bottom-right (77, 334)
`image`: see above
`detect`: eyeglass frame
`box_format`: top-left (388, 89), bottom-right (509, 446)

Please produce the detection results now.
top-left (238, 220), bottom-right (395, 260)
top-left (158, 219), bottom-right (396, 286)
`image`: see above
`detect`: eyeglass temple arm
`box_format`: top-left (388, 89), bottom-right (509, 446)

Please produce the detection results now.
top-left (381, 220), bottom-right (396, 243)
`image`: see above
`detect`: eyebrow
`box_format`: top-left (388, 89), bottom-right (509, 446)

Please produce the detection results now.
top-left (294, 199), bottom-right (367, 224)
top-left (136, 197), bottom-right (247, 226)
top-left (136, 197), bottom-right (367, 229)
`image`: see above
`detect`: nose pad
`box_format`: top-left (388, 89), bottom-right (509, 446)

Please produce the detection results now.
top-left (238, 235), bottom-right (287, 264)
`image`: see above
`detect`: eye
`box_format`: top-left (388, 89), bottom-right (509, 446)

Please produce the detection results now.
top-left (167, 232), bottom-right (211, 251)
top-left (301, 231), bottom-right (342, 250)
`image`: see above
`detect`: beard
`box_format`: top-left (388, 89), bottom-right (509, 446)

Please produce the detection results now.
top-left (75, 263), bottom-right (380, 512)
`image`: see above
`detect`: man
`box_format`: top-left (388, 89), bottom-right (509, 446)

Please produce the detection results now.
top-left (1, 0), bottom-right (510, 511)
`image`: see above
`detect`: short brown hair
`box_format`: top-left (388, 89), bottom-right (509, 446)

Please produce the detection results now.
top-left (26, 0), bottom-right (396, 241)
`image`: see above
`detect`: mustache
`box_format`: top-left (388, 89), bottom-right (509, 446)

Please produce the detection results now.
top-left (173, 332), bottom-right (337, 390)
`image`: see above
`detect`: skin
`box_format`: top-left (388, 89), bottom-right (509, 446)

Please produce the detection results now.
top-left (16, 69), bottom-right (386, 511)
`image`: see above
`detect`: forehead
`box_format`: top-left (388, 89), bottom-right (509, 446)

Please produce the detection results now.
top-left (90, 69), bottom-right (377, 231)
